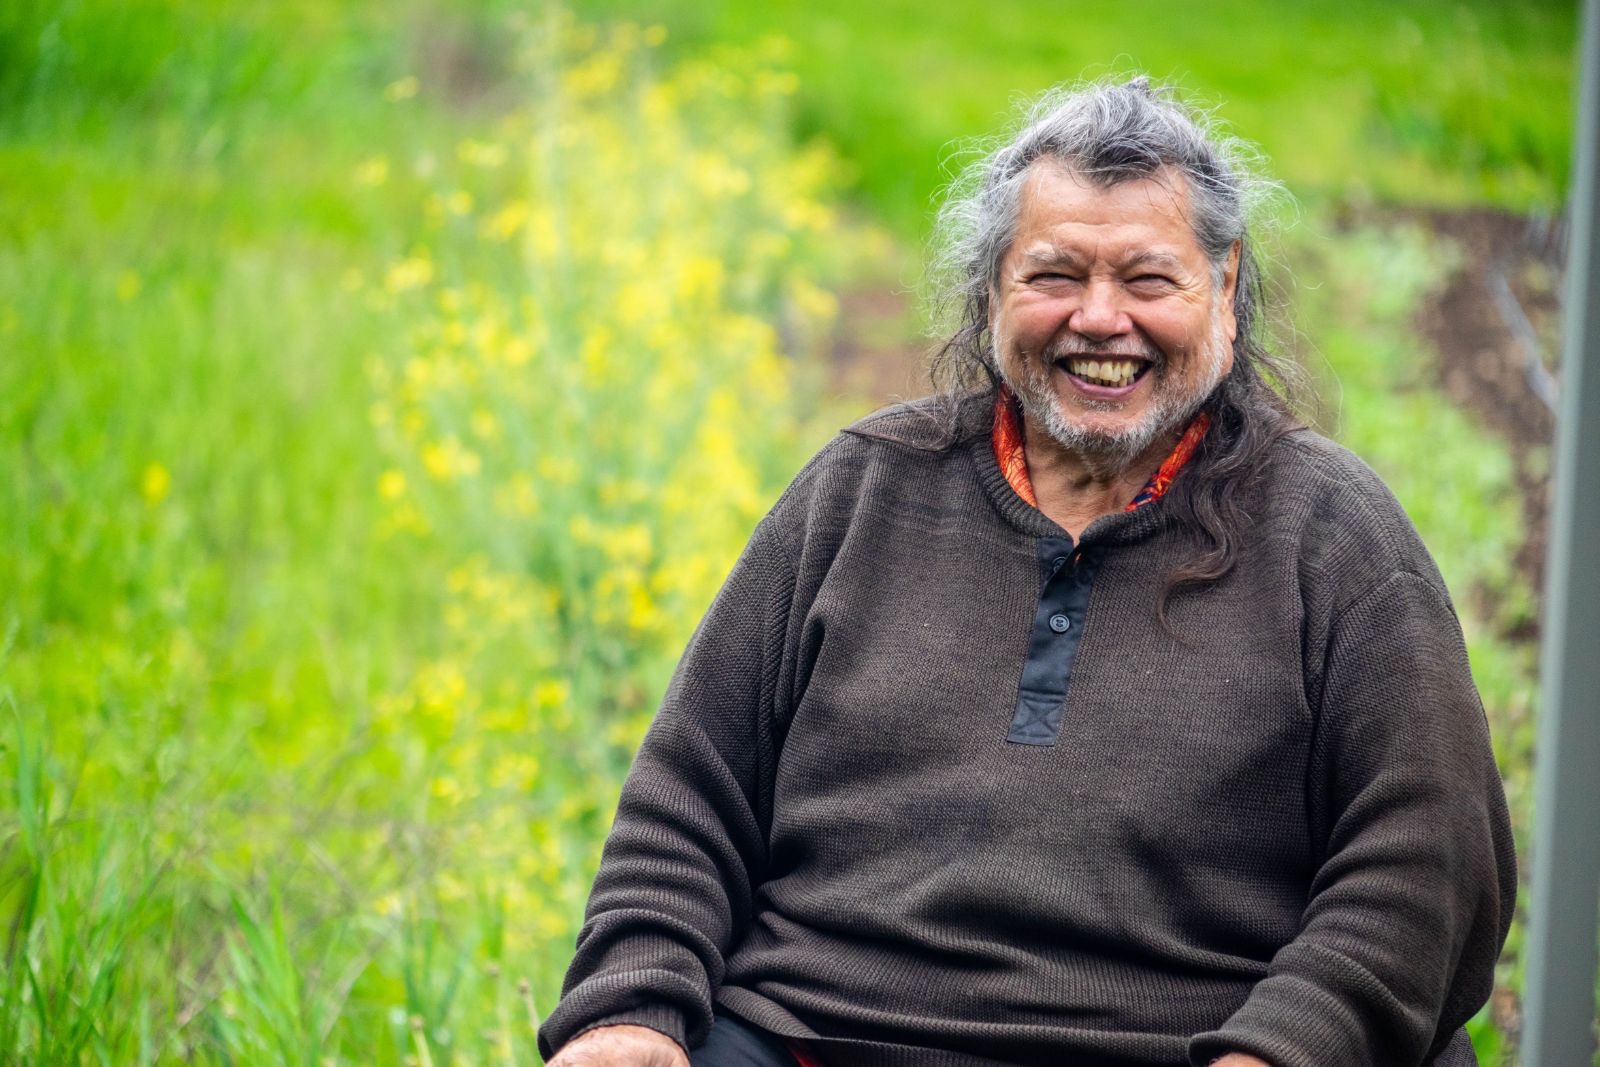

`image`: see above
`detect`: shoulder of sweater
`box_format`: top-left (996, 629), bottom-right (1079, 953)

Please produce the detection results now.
top-left (839, 390), bottom-right (990, 451)
top-left (1258, 426), bottom-right (1454, 608)
top-left (780, 392), bottom-right (988, 499)
top-left (757, 392), bottom-right (990, 560)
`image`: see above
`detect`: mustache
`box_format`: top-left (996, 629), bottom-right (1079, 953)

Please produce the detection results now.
top-left (1043, 335), bottom-right (1161, 362)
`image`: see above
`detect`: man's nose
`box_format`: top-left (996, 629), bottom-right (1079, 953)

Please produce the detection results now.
top-left (1068, 278), bottom-right (1128, 340)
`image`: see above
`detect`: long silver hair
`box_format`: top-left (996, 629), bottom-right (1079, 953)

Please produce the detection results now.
top-left (927, 76), bottom-right (1306, 621)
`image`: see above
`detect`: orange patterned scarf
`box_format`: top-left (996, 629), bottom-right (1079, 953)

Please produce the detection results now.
top-left (991, 385), bottom-right (1210, 512)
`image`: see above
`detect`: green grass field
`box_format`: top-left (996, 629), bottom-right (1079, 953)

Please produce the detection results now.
top-left (0, 1), bottom-right (1575, 1062)
top-left (571, 0), bottom-right (1577, 232)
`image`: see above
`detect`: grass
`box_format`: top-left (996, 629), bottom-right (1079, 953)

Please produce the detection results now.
top-left (2, 3), bottom-right (868, 1060)
top-left (568, 0), bottom-right (1579, 235)
top-left (0, 0), bottom-right (1569, 1062)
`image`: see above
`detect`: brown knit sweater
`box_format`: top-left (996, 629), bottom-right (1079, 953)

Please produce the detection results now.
top-left (538, 393), bottom-right (1516, 1067)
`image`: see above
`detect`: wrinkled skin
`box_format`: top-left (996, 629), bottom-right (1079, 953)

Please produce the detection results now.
top-left (546, 1024), bottom-right (690, 1067)
top-left (989, 160), bottom-right (1239, 477)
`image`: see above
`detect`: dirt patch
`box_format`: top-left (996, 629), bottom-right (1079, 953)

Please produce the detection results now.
top-left (1407, 207), bottom-right (1563, 632)
top-left (829, 287), bottom-right (931, 404)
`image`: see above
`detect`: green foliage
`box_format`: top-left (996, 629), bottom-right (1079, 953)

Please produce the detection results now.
top-left (0, 0), bottom-right (1554, 1061)
top-left (568, 0), bottom-right (1577, 235)
top-left (0, 3), bottom-right (866, 1061)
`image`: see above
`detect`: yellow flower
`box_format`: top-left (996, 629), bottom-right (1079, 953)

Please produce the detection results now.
top-left (788, 278), bottom-right (839, 325)
top-left (353, 155), bottom-right (390, 187)
top-left (141, 462), bottom-right (170, 505)
top-left (116, 270), bottom-right (142, 302)
top-left (533, 680), bottom-right (570, 710)
top-left (384, 75), bottom-right (419, 102)
top-left (470, 408), bottom-right (500, 441)
top-left (676, 255), bottom-right (725, 304)
top-left (538, 455), bottom-right (579, 485)
top-left (562, 52), bottom-right (622, 99)
top-left (503, 336), bottom-right (532, 367)
top-left (378, 469), bottom-right (407, 499)
top-left (490, 752), bottom-right (541, 790)
top-left (385, 255), bottom-right (435, 293)
top-left (456, 139), bottom-right (508, 168)
top-left (422, 437), bottom-right (479, 481)
top-left (482, 200), bottom-right (529, 242)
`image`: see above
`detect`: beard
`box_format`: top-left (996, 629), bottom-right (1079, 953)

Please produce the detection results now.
top-left (996, 313), bottom-right (1231, 465)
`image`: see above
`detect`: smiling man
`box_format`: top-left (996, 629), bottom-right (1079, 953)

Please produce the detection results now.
top-left (540, 77), bottom-right (1516, 1067)
top-left (987, 159), bottom-right (1239, 539)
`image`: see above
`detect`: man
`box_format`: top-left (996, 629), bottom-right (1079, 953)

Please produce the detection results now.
top-left (539, 76), bottom-right (1516, 1067)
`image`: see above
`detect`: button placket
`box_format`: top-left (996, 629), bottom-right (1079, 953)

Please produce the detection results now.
top-left (1008, 536), bottom-right (1099, 746)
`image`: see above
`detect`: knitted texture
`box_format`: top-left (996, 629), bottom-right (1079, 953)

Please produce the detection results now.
top-left (539, 392), bottom-right (1516, 1067)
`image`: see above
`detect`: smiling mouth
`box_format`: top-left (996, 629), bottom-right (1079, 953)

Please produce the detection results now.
top-left (1056, 357), bottom-right (1154, 389)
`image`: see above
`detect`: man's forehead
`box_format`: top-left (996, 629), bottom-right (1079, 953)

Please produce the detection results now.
top-left (1010, 161), bottom-right (1200, 263)
top-left (1020, 158), bottom-right (1192, 216)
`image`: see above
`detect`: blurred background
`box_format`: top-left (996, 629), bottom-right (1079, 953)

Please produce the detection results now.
top-left (0, 0), bottom-right (1580, 1062)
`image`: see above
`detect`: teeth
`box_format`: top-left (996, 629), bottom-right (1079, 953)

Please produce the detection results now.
top-left (1066, 359), bottom-right (1142, 387)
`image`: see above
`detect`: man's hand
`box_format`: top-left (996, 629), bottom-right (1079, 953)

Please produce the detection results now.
top-left (1209, 1055), bottom-right (1273, 1067)
top-left (546, 1024), bottom-right (691, 1067)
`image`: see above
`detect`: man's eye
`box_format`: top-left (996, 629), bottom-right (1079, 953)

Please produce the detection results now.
top-left (1131, 274), bottom-right (1173, 286)
top-left (1031, 272), bottom-right (1076, 283)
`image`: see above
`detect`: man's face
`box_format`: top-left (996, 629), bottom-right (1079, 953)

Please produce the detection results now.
top-left (989, 161), bottom-right (1240, 462)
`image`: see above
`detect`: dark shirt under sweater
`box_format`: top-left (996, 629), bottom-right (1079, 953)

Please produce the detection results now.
top-left (538, 393), bottom-right (1517, 1067)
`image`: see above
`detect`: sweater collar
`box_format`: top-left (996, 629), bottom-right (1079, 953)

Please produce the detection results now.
top-left (971, 386), bottom-right (1204, 548)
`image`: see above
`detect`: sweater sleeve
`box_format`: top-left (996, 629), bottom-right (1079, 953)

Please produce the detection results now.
top-left (537, 519), bottom-right (795, 1059)
top-left (1189, 571), bottom-right (1517, 1067)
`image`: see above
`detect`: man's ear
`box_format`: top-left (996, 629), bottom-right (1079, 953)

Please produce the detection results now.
top-left (1221, 240), bottom-right (1241, 346)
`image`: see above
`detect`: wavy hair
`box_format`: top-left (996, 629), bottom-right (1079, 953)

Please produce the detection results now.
top-left (924, 74), bottom-right (1307, 625)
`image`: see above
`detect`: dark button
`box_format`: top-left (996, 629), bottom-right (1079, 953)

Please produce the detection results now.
top-left (1049, 614), bottom-right (1071, 633)
top-left (1052, 556), bottom-right (1068, 571)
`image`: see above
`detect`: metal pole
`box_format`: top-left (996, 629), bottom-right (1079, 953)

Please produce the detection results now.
top-left (1523, 0), bottom-right (1600, 1062)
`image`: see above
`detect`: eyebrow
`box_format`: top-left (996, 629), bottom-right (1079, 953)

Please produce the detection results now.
top-left (1016, 246), bottom-right (1191, 274)
top-left (1124, 251), bottom-right (1189, 274)
top-left (1017, 245), bottom-right (1084, 270)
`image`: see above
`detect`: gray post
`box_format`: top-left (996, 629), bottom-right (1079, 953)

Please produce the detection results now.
top-left (1523, 0), bottom-right (1600, 1063)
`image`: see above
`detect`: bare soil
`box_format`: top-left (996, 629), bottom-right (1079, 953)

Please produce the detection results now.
top-left (1407, 207), bottom-right (1564, 632)
top-left (828, 287), bottom-right (933, 404)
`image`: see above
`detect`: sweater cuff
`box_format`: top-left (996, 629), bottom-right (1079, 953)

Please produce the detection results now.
top-left (575, 1005), bottom-right (689, 1051)
top-left (1187, 971), bottom-right (1368, 1067)
top-left (537, 993), bottom-right (689, 1060)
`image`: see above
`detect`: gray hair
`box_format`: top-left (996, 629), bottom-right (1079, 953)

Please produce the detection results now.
top-left (927, 74), bottom-right (1282, 390)
top-left (923, 75), bottom-right (1306, 628)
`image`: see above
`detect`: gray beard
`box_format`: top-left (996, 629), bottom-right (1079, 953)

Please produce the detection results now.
top-left (997, 315), bottom-right (1230, 468)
